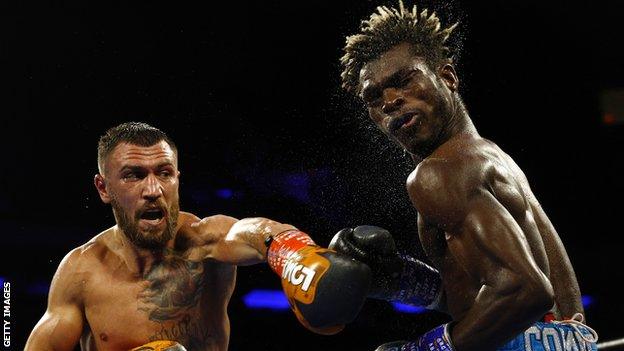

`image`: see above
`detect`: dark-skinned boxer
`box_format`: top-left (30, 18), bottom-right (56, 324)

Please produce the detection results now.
top-left (333, 1), bottom-right (599, 350)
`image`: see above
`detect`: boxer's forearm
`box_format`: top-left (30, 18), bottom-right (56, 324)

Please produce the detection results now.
top-left (219, 217), bottom-right (297, 265)
top-left (451, 281), bottom-right (553, 351)
top-left (328, 227), bottom-right (445, 310)
top-left (378, 255), bottom-right (445, 310)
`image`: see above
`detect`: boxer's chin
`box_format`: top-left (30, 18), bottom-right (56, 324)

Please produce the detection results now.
top-left (122, 217), bottom-right (171, 250)
top-left (112, 200), bottom-right (177, 250)
top-left (133, 210), bottom-right (178, 250)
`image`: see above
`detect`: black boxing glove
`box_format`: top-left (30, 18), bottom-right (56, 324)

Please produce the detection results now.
top-left (329, 226), bottom-right (443, 309)
top-left (267, 229), bottom-right (371, 335)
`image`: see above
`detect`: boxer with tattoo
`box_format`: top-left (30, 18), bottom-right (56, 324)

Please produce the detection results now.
top-left (25, 122), bottom-right (370, 350)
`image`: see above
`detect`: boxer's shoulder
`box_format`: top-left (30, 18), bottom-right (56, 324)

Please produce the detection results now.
top-left (409, 137), bottom-right (508, 194)
top-left (56, 228), bottom-right (131, 286)
top-left (408, 156), bottom-right (480, 204)
top-left (429, 138), bottom-right (528, 201)
top-left (408, 145), bottom-right (502, 228)
top-left (75, 227), bottom-right (119, 263)
top-left (60, 229), bottom-right (110, 267)
top-left (51, 239), bottom-right (104, 302)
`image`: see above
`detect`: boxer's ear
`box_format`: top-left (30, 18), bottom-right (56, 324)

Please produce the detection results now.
top-left (94, 174), bottom-right (111, 203)
top-left (438, 63), bottom-right (459, 93)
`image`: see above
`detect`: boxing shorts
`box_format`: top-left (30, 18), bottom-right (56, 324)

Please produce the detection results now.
top-left (498, 314), bottom-right (597, 351)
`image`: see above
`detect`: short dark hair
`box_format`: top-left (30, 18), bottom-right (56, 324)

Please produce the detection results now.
top-left (341, 0), bottom-right (458, 94)
top-left (97, 122), bottom-right (177, 174)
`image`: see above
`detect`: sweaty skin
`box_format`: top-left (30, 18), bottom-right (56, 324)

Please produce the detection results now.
top-left (359, 43), bottom-right (583, 351)
top-left (25, 141), bottom-right (295, 351)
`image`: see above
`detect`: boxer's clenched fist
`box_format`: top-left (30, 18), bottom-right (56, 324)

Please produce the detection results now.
top-left (267, 229), bottom-right (371, 334)
top-left (330, 226), bottom-right (442, 308)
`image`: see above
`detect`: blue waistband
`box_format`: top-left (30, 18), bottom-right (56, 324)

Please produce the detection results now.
top-left (498, 320), bottom-right (597, 351)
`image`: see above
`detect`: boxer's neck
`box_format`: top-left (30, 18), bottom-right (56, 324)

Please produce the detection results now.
top-left (113, 226), bottom-right (175, 275)
top-left (410, 112), bottom-right (478, 163)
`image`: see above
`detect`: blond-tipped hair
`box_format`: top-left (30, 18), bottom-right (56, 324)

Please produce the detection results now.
top-left (341, 0), bottom-right (458, 94)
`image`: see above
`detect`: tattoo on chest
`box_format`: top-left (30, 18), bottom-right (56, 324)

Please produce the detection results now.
top-left (137, 253), bottom-right (206, 322)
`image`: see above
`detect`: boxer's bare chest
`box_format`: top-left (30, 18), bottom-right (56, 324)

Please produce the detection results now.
top-left (82, 256), bottom-right (228, 350)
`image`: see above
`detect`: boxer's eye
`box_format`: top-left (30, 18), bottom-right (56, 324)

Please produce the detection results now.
top-left (362, 91), bottom-right (382, 108)
top-left (397, 70), bottom-right (417, 88)
top-left (123, 172), bottom-right (138, 180)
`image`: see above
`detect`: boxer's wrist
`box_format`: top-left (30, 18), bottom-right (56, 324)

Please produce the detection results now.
top-left (264, 229), bottom-right (371, 335)
top-left (266, 229), bottom-right (316, 275)
top-left (401, 324), bottom-right (454, 351)
top-left (374, 253), bottom-right (443, 309)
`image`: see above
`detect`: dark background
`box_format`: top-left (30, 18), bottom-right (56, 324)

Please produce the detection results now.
top-left (3, 0), bottom-right (623, 349)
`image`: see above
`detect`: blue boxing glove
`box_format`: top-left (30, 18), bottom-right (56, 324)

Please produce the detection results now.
top-left (375, 324), bottom-right (454, 351)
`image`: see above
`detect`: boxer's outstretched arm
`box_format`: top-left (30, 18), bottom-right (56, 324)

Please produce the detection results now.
top-left (25, 249), bottom-right (84, 351)
top-left (188, 212), bottom-right (371, 334)
top-left (187, 213), bottom-right (296, 265)
top-left (409, 160), bottom-right (554, 351)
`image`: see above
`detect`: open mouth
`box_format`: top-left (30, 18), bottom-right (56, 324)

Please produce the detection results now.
top-left (140, 208), bottom-right (165, 222)
top-left (388, 112), bottom-right (419, 134)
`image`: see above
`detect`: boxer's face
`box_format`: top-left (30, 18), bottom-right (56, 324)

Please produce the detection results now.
top-left (359, 42), bottom-right (457, 155)
top-left (96, 141), bottom-right (180, 250)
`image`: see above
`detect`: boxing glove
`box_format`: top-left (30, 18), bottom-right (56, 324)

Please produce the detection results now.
top-left (329, 226), bottom-right (442, 308)
top-left (129, 340), bottom-right (187, 351)
top-left (267, 229), bottom-right (371, 335)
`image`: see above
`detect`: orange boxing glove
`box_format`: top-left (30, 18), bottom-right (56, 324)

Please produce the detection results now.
top-left (267, 229), bottom-right (371, 335)
top-left (129, 340), bottom-right (187, 351)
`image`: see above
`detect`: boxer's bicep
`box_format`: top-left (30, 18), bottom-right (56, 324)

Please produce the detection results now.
top-left (191, 215), bottom-right (252, 264)
top-left (26, 307), bottom-right (83, 351)
top-left (26, 250), bottom-right (84, 351)
top-left (442, 191), bottom-right (555, 348)
top-left (451, 190), bottom-right (551, 295)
